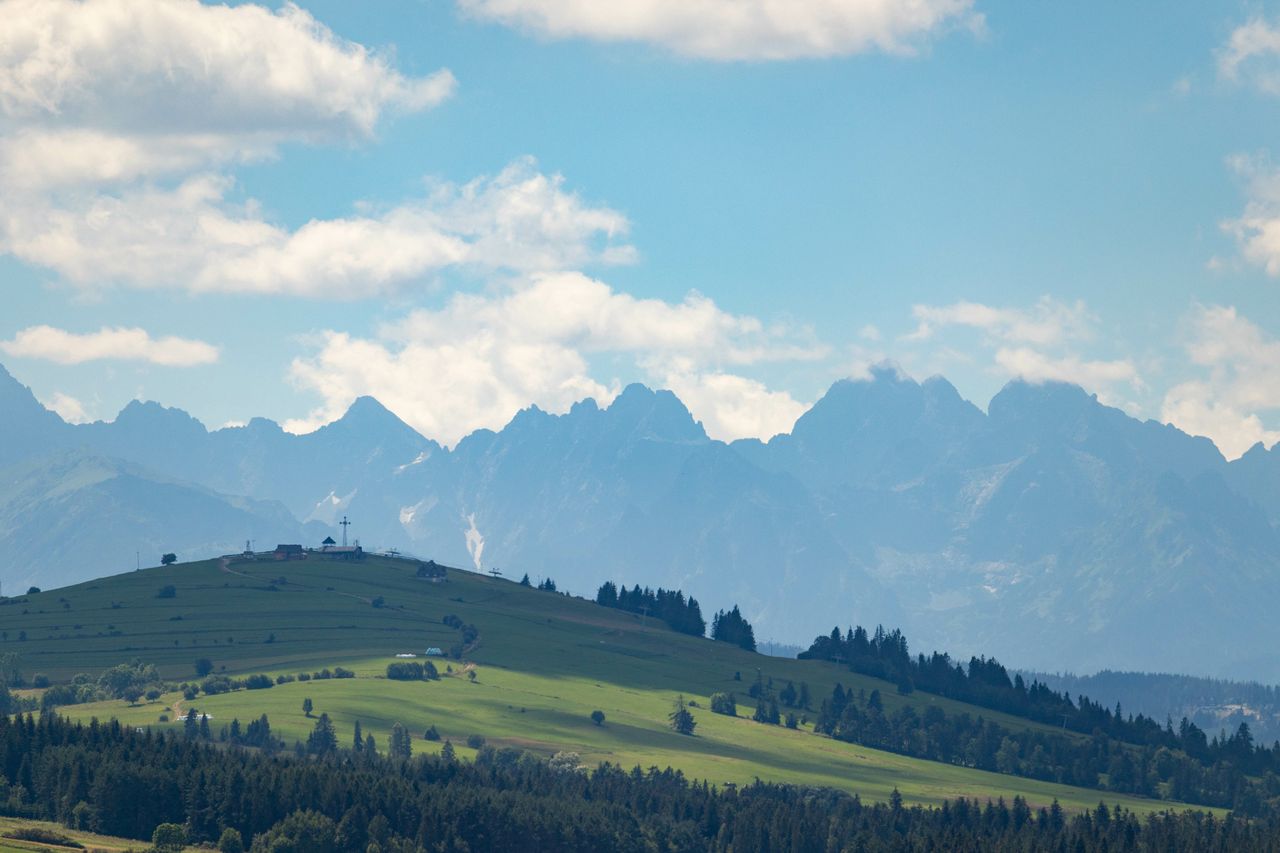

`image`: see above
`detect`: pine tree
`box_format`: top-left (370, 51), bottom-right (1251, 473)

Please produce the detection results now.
top-left (306, 713), bottom-right (338, 755)
top-left (353, 720), bottom-right (363, 752)
top-left (441, 739), bottom-right (456, 762)
top-left (389, 722), bottom-right (412, 760)
top-left (669, 694), bottom-right (696, 735)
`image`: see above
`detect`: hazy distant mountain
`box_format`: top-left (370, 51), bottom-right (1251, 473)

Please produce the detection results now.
top-left (0, 449), bottom-right (324, 593)
top-left (2, 361), bottom-right (1278, 679)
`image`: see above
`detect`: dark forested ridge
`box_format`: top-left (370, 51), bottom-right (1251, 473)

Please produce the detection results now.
top-left (802, 624), bottom-right (1280, 814)
top-left (1024, 670), bottom-right (1280, 745)
top-left (5, 711), bottom-right (1280, 852)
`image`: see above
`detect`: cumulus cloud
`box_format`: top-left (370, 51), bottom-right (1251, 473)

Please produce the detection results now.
top-left (1160, 305), bottom-right (1280, 459)
top-left (993, 347), bottom-right (1140, 391)
top-left (0, 0), bottom-right (455, 185)
top-left (1221, 152), bottom-right (1280, 276)
top-left (287, 272), bottom-right (818, 444)
top-left (1219, 18), bottom-right (1280, 95)
top-left (902, 297), bottom-right (1142, 407)
top-left (42, 391), bottom-right (90, 424)
top-left (457, 0), bottom-right (981, 61)
top-left (0, 326), bottom-right (220, 366)
top-left (0, 159), bottom-right (633, 297)
top-left (904, 297), bottom-right (1093, 346)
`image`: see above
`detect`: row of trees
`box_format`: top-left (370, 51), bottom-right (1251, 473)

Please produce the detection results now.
top-left (6, 712), bottom-right (1280, 850)
top-left (595, 582), bottom-right (707, 637)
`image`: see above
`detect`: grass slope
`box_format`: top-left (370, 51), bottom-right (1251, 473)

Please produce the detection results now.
top-left (7, 555), bottom-right (1205, 814)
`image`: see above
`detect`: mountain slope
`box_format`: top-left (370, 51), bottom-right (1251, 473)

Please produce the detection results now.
top-left (0, 450), bottom-right (324, 592)
top-left (16, 554), bottom-right (1207, 815)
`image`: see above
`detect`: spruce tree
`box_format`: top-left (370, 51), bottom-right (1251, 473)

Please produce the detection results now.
top-left (669, 694), bottom-right (696, 735)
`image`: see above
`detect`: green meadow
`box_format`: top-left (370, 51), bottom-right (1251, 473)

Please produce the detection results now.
top-left (8, 554), bottom-right (1212, 814)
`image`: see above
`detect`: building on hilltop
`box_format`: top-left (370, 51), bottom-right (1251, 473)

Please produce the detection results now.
top-left (273, 544), bottom-right (306, 561)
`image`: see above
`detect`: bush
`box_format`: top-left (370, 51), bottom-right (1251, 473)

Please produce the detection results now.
top-left (297, 672), bottom-right (311, 681)
top-left (710, 692), bottom-right (737, 716)
top-left (424, 725), bottom-right (440, 741)
top-left (218, 826), bottom-right (245, 853)
top-left (466, 734), bottom-right (486, 749)
top-left (145, 688), bottom-right (161, 701)
top-left (26, 587), bottom-right (40, 595)
top-left (31, 673), bottom-right (49, 688)
top-left (333, 667), bottom-right (355, 679)
top-left (386, 662), bottom-right (425, 681)
top-left (244, 674), bottom-right (274, 690)
top-left (157, 585), bottom-right (176, 599)
top-left (3, 828), bottom-right (83, 848)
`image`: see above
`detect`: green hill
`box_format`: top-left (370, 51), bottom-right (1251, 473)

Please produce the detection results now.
top-left (3, 553), bottom-right (1208, 814)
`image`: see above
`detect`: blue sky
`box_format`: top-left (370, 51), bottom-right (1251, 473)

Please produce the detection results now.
top-left (2, 0), bottom-right (1279, 456)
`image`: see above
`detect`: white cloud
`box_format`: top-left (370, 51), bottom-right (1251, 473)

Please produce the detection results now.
top-left (901, 297), bottom-right (1144, 409)
top-left (0, 0), bottom-right (455, 185)
top-left (1219, 18), bottom-right (1280, 94)
top-left (287, 272), bottom-right (817, 444)
top-left (905, 297), bottom-right (1093, 346)
top-left (42, 391), bottom-right (89, 423)
top-left (457, 0), bottom-right (981, 61)
top-left (0, 159), bottom-right (633, 297)
top-left (1160, 305), bottom-right (1280, 459)
top-left (1222, 152), bottom-right (1280, 276)
top-left (993, 347), bottom-right (1141, 393)
top-left (0, 326), bottom-right (220, 366)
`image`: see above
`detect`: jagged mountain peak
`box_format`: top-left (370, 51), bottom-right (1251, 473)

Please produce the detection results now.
top-left (111, 399), bottom-right (208, 435)
top-left (603, 383), bottom-right (707, 444)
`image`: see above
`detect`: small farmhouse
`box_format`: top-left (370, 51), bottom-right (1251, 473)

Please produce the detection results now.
top-left (273, 544), bottom-right (306, 561)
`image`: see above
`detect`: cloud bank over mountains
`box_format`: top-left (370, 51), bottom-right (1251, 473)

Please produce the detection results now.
top-left (0, 1), bottom-right (1276, 464)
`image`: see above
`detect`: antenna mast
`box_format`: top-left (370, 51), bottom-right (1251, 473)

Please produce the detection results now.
top-left (340, 515), bottom-right (351, 547)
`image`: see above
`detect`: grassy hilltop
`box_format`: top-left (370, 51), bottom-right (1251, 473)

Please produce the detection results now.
top-left (4, 553), bottom-right (1206, 814)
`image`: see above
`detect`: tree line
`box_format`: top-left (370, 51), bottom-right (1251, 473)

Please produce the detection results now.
top-left (6, 711), bottom-right (1280, 851)
top-left (802, 624), bottom-right (1280, 814)
top-left (595, 582), bottom-right (707, 637)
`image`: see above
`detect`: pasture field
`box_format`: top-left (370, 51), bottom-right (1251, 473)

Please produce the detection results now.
top-left (8, 555), bottom-right (1210, 814)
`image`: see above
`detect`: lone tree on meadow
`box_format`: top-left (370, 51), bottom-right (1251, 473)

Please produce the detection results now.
top-left (590, 710), bottom-right (606, 726)
top-left (302, 697), bottom-right (313, 717)
top-left (669, 695), bottom-right (696, 736)
top-left (160, 553), bottom-right (177, 566)
top-left (195, 657), bottom-right (214, 677)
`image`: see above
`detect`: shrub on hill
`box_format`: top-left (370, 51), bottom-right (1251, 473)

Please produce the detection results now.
top-left (709, 692), bottom-right (737, 716)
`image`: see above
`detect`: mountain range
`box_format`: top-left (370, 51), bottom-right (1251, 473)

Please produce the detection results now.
top-left (2, 362), bottom-right (1277, 680)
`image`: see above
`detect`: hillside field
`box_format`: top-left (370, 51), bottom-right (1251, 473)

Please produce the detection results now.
top-left (4, 554), bottom-right (1213, 814)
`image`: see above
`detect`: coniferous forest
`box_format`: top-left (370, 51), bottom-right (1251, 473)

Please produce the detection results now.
top-left (801, 624), bottom-right (1280, 814)
top-left (7, 711), bottom-right (1280, 852)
